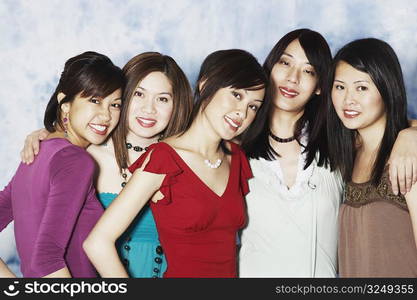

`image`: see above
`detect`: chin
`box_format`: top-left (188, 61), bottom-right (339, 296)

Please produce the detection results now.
top-left (88, 135), bottom-right (109, 145)
top-left (340, 120), bottom-right (360, 130)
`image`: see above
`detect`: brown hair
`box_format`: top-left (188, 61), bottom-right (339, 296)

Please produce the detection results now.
top-left (112, 52), bottom-right (193, 171)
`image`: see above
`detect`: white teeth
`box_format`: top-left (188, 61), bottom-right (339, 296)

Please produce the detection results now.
top-left (225, 116), bottom-right (239, 128)
top-left (90, 124), bottom-right (107, 131)
top-left (279, 88), bottom-right (298, 96)
top-left (138, 118), bottom-right (155, 124)
top-left (345, 110), bottom-right (359, 115)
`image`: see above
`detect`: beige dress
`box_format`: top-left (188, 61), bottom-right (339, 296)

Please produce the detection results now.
top-left (339, 169), bottom-right (417, 277)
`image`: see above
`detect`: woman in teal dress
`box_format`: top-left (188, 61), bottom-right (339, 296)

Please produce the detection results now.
top-left (99, 194), bottom-right (166, 277)
top-left (21, 52), bottom-right (193, 277)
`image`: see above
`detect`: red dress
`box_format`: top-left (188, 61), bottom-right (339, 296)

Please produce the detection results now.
top-left (128, 142), bottom-right (252, 278)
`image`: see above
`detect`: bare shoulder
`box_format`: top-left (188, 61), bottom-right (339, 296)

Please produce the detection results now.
top-left (160, 136), bottom-right (186, 153)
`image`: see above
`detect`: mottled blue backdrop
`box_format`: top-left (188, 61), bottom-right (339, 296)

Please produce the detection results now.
top-left (1, 0), bottom-right (416, 276)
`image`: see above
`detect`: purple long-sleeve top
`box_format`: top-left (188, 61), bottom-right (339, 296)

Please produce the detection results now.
top-left (0, 138), bottom-right (103, 277)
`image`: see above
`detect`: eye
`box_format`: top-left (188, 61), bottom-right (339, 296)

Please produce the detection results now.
top-left (232, 91), bottom-right (242, 100)
top-left (357, 86), bottom-right (368, 92)
top-left (279, 59), bottom-right (289, 66)
top-left (112, 102), bottom-right (122, 109)
top-left (89, 98), bottom-right (100, 104)
top-left (134, 91), bottom-right (144, 97)
top-left (249, 104), bottom-right (259, 112)
top-left (158, 97), bottom-right (169, 103)
top-left (334, 84), bottom-right (344, 90)
top-left (304, 69), bottom-right (316, 76)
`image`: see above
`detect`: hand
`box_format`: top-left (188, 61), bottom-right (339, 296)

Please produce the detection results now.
top-left (389, 127), bottom-right (417, 195)
top-left (20, 128), bottom-right (50, 164)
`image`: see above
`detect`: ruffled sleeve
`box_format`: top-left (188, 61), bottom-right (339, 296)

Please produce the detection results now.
top-left (128, 143), bottom-right (183, 205)
top-left (234, 143), bottom-right (253, 196)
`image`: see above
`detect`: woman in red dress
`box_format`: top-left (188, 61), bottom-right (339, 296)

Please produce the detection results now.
top-left (84, 49), bottom-right (269, 277)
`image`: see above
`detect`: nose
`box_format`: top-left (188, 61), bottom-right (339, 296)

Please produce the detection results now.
top-left (234, 102), bottom-right (248, 120)
top-left (343, 89), bottom-right (356, 106)
top-left (286, 66), bottom-right (299, 84)
top-left (141, 97), bottom-right (156, 114)
top-left (99, 103), bottom-right (112, 122)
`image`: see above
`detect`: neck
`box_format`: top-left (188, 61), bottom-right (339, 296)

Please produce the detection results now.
top-left (182, 111), bottom-right (223, 158)
top-left (125, 131), bottom-right (160, 147)
top-left (356, 117), bottom-right (386, 154)
top-left (270, 108), bottom-right (304, 138)
top-left (48, 128), bottom-right (89, 148)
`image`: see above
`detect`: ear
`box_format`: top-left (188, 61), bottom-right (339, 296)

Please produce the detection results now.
top-left (314, 87), bottom-right (321, 96)
top-left (57, 92), bottom-right (66, 103)
top-left (57, 92), bottom-right (71, 113)
top-left (198, 79), bottom-right (207, 93)
top-left (61, 102), bottom-right (70, 114)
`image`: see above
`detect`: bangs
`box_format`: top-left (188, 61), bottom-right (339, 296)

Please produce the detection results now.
top-left (79, 65), bottom-right (125, 99)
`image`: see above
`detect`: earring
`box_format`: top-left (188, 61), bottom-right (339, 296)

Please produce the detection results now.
top-left (63, 114), bottom-right (69, 138)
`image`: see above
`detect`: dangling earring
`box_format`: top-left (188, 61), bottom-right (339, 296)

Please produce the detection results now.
top-left (63, 114), bottom-right (69, 138)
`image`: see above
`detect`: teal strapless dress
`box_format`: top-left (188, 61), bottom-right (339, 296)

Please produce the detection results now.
top-left (98, 193), bottom-right (167, 278)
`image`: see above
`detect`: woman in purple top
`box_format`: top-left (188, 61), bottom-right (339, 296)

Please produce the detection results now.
top-left (0, 51), bottom-right (125, 278)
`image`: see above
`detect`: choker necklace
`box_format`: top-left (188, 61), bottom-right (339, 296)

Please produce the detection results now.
top-left (269, 132), bottom-right (296, 143)
top-left (204, 158), bottom-right (222, 169)
top-left (126, 142), bottom-right (149, 152)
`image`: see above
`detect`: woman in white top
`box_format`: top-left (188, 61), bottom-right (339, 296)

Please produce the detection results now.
top-left (239, 29), bottom-right (417, 277)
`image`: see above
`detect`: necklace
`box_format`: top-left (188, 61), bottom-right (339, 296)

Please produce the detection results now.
top-left (204, 158), bottom-right (222, 169)
top-left (269, 131), bottom-right (296, 143)
top-left (126, 142), bottom-right (149, 152)
top-left (121, 142), bottom-right (150, 187)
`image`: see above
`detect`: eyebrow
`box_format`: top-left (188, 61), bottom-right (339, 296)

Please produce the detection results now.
top-left (242, 89), bottom-right (265, 102)
top-left (282, 52), bottom-right (312, 65)
top-left (137, 86), bottom-right (173, 97)
top-left (333, 79), bottom-right (369, 84)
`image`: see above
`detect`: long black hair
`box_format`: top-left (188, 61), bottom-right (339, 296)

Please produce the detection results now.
top-left (241, 29), bottom-right (332, 169)
top-left (44, 51), bottom-right (125, 132)
top-left (326, 38), bottom-right (408, 185)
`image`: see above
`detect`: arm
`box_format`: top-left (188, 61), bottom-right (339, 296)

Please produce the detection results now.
top-left (43, 268), bottom-right (71, 278)
top-left (405, 183), bottom-right (417, 250)
top-left (0, 181), bottom-right (16, 278)
top-left (30, 148), bottom-right (94, 277)
top-left (0, 259), bottom-right (16, 278)
top-left (20, 128), bottom-right (50, 164)
top-left (389, 122), bottom-right (417, 195)
top-left (83, 152), bottom-right (165, 278)
top-left (0, 180), bottom-right (14, 232)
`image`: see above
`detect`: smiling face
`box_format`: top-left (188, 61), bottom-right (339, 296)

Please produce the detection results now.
top-left (270, 38), bottom-right (320, 114)
top-left (126, 71), bottom-right (174, 139)
top-left (62, 88), bottom-right (122, 147)
top-left (202, 86), bottom-right (265, 140)
top-left (331, 61), bottom-right (386, 132)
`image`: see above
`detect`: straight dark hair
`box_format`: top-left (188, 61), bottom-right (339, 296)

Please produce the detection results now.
top-left (241, 29), bottom-right (332, 169)
top-left (43, 51), bottom-right (125, 132)
top-left (186, 49), bottom-right (268, 153)
top-left (327, 38), bottom-right (409, 186)
top-left (113, 52), bottom-right (193, 171)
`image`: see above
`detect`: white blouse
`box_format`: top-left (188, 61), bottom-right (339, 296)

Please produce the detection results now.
top-left (239, 142), bottom-right (344, 277)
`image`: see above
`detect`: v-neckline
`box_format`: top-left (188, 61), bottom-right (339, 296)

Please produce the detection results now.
top-left (159, 142), bottom-right (235, 198)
